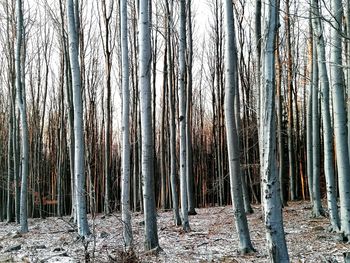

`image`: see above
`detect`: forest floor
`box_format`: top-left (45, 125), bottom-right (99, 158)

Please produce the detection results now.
top-left (0, 201), bottom-right (349, 262)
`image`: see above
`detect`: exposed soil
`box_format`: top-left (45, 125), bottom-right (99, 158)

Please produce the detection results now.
top-left (0, 201), bottom-right (348, 262)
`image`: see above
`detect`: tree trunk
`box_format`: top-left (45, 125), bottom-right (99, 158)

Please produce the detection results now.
top-left (121, 0), bottom-right (133, 247)
top-left (14, 110), bottom-right (20, 223)
top-left (59, 0), bottom-right (76, 220)
top-left (67, 0), bottom-right (90, 237)
top-left (236, 83), bottom-right (253, 214)
top-left (16, 0), bottom-right (29, 233)
top-left (311, 42), bottom-right (323, 218)
top-left (330, 0), bottom-right (350, 236)
top-left (260, 0), bottom-right (289, 260)
top-left (57, 48), bottom-right (65, 217)
top-left (255, 0), bottom-right (262, 153)
top-left (7, 97), bottom-right (14, 223)
top-left (347, 0), bottom-right (350, 164)
top-left (186, 0), bottom-right (196, 216)
top-left (100, 0), bottom-right (113, 215)
top-left (178, 0), bottom-right (190, 232)
top-left (224, 0), bottom-right (254, 253)
top-left (275, 27), bottom-right (287, 207)
top-left (311, 0), bottom-right (340, 230)
top-left (139, 0), bottom-right (159, 250)
top-left (131, 0), bottom-right (139, 212)
top-left (306, 22), bottom-right (313, 204)
top-left (285, 0), bottom-right (296, 201)
top-left (166, 0), bottom-right (181, 226)
top-left (160, 41), bottom-right (167, 211)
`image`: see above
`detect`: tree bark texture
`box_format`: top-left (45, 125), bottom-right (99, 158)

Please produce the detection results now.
top-left (139, 0), bottom-right (159, 250)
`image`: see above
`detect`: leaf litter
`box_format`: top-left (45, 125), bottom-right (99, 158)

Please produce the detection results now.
top-left (0, 201), bottom-right (348, 262)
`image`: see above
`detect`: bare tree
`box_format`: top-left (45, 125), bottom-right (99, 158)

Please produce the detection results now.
top-left (165, 0), bottom-right (181, 226)
top-left (311, 41), bottom-right (323, 218)
top-left (121, 0), bottom-right (132, 247)
top-left (306, 18), bottom-right (313, 205)
top-left (223, 0), bottom-right (254, 253)
top-left (139, 0), bottom-right (159, 250)
top-left (311, 0), bottom-right (339, 228)
top-left (260, 0), bottom-right (289, 260)
top-left (285, 0), bottom-right (296, 201)
top-left (186, 0), bottom-right (196, 216)
top-left (16, 0), bottom-right (29, 233)
top-left (67, 0), bottom-right (90, 237)
top-left (99, 0), bottom-right (114, 215)
top-left (6, 0), bottom-right (15, 223)
top-left (330, 0), bottom-right (350, 237)
top-left (178, 0), bottom-right (190, 232)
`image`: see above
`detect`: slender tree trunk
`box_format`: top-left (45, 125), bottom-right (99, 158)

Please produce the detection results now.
top-left (306, 21), bottom-right (313, 204)
top-left (139, 0), bottom-right (159, 250)
top-left (0, 171), bottom-right (3, 221)
top-left (166, 0), bottom-right (181, 226)
top-left (224, 0), bottom-right (254, 253)
top-left (330, 0), bottom-right (350, 236)
top-left (7, 98), bottom-right (14, 223)
top-left (59, 0), bottom-right (76, 220)
top-left (14, 110), bottom-right (20, 223)
top-left (160, 44), bottom-right (167, 211)
top-left (236, 83), bottom-right (253, 214)
top-left (67, 0), bottom-right (90, 237)
top-left (347, 0), bottom-right (350, 162)
top-left (260, 0), bottom-right (289, 260)
top-left (138, 110), bottom-right (143, 213)
top-left (311, 0), bottom-right (340, 230)
top-left (285, 0), bottom-right (296, 201)
top-left (255, 0), bottom-right (262, 151)
top-left (100, 0), bottom-right (113, 215)
top-left (131, 0), bottom-right (139, 212)
top-left (178, 0), bottom-right (190, 232)
top-left (16, 0), bottom-right (29, 233)
top-left (6, 0), bottom-right (15, 223)
top-left (276, 29), bottom-right (286, 206)
top-left (104, 61), bottom-right (112, 215)
top-left (311, 42), bottom-right (323, 218)
top-left (150, 3), bottom-right (158, 197)
top-left (57, 47), bottom-right (66, 217)
top-left (121, 0), bottom-right (133, 247)
top-left (186, 0), bottom-right (196, 216)
top-left (235, 4), bottom-right (254, 212)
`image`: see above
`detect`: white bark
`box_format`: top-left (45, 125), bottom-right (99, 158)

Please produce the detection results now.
top-left (347, 0), bottom-right (350, 162)
top-left (260, 0), bottom-right (289, 261)
top-left (139, 0), bottom-right (159, 250)
top-left (16, 0), bottom-right (29, 233)
top-left (330, 0), bottom-right (350, 236)
top-left (223, 0), bottom-right (254, 253)
top-left (178, 0), bottom-right (190, 232)
top-left (311, 0), bottom-right (340, 231)
top-left (67, 0), bottom-right (90, 237)
top-left (121, 0), bottom-right (133, 247)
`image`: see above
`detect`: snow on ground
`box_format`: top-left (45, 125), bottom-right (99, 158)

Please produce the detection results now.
top-left (0, 201), bottom-right (349, 262)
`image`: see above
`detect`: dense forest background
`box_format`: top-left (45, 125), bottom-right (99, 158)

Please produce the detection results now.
top-left (0, 0), bottom-right (270, 218)
top-left (1, 0), bottom-right (350, 261)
